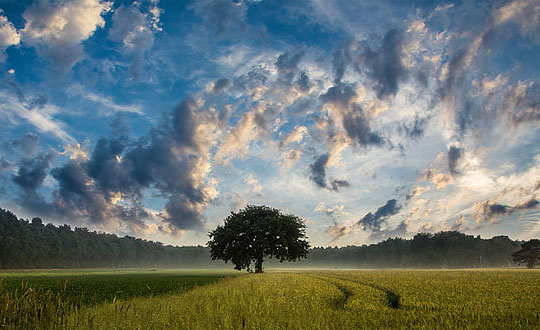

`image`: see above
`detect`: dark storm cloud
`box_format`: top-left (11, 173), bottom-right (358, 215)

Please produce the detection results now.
top-left (51, 161), bottom-right (110, 223)
top-left (474, 198), bottom-right (540, 223)
top-left (172, 97), bottom-right (200, 150)
top-left (355, 29), bottom-right (406, 99)
top-left (330, 179), bottom-right (349, 191)
top-left (12, 153), bottom-right (55, 192)
top-left (357, 199), bottom-right (401, 232)
top-left (320, 83), bottom-right (356, 108)
top-left (309, 153), bottom-right (329, 189)
top-left (309, 153), bottom-right (349, 191)
top-left (342, 104), bottom-right (384, 147)
top-left (448, 146), bottom-right (463, 175)
top-left (211, 78), bottom-right (231, 93)
top-left (12, 96), bottom-right (215, 232)
top-left (296, 71), bottom-right (311, 92)
top-left (368, 220), bottom-right (409, 241)
top-left (275, 51), bottom-right (304, 84)
top-left (327, 198), bottom-right (404, 242)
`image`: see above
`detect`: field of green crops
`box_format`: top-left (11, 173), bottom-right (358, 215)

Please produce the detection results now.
top-left (1, 269), bottom-right (539, 329)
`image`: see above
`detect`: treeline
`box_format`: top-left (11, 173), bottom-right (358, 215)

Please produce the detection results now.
top-left (0, 208), bottom-right (218, 269)
top-left (0, 208), bottom-right (523, 269)
top-left (294, 232), bottom-right (521, 268)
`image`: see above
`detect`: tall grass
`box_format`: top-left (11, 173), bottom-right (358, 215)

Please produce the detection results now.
top-left (0, 270), bottom-right (230, 329)
top-left (2, 269), bottom-right (540, 329)
top-left (0, 281), bottom-right (75, 329)
top-left (66, 270), bottom-right (540, 330)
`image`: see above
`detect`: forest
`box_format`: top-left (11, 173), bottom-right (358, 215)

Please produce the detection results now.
top-left (0, 208), bottom-right (522, 269)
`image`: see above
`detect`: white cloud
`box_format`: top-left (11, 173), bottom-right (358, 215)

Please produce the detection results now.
top-left (21, 0), bottom-right (112, 71)
top-left (68, 85), bottom-right (144, 115)
top-left (0, 11), bottom-right (20, 62)
top-left (0, 90), bottom-right (74, 143)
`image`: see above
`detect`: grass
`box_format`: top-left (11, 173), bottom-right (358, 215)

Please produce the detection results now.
top-left (0, 269), bottom-right (234, 329)
top-left (1, 268), bottom-right (539, 329)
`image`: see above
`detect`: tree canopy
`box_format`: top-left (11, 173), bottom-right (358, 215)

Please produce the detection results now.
top-left (207, 205), bottom-right (310, 273)
top-left (512, 239), bottom-right (540, 268)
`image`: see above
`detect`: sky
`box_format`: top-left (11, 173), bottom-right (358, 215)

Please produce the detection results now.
top-left (0, 0), bottom-right (539, 247)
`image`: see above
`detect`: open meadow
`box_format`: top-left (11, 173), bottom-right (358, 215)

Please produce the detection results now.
top-left (1, 268), bottom-right (539, 329)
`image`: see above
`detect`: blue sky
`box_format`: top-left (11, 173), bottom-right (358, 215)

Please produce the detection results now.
top-left (0, 0), bottom-right (539, 246)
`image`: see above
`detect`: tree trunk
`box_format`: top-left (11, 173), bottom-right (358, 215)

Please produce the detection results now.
top-left (255, 257), bottom-right (263, 273)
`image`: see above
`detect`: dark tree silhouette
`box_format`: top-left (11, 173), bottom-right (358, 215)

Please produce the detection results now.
top-left (512, 239), bottom-right (540, 268)
top-left (207, 205), bottom-right (310, 273)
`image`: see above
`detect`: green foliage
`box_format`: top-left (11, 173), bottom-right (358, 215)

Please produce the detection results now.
top-left (512, 239), bottom-right (540, 268)
top-left (208, 205), bottom-right (310, 272)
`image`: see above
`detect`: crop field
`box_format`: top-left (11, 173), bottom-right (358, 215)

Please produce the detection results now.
top-left (1, 269), bottom-right (539, 329)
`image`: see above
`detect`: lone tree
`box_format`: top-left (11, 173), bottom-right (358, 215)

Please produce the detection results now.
top-left (512, 239), bottom-right (540, 268)
top-left (207, 205), bottom-right (310, 273)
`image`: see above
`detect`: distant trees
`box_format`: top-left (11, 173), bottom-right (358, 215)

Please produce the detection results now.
top-left (512, 239), bottom-right (540, 268)
top-left (0, 208), bottom-right (217, 269)
top-left (208, 205), bottom-right (310, 273)
top-left (0, 207), bottom-right (527, 269)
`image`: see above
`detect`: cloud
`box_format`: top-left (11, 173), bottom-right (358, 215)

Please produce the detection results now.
top-left (275, 51), bottom-right (304, 85)
top-left (432, 173), bottom-right (454, 189)
top-left (448, 145), bottom-right (463, 175)
top-left (0, 11), bottom-right (20, 62)
top-left (493, 0), bottom-right (540, 43)
top-left (401, 115), bottom-right (428, 139)
top-left (0, 89), bottom-right (75, 143)
top-left (279, 125), bottom-right (308, 147)
top-left (12, 95), bottom-right (220, 235)
top-left (279, 149), bottom-right (302, 170)
top-left (326, 223), bottom-right (353, 243)
top-left (342, 104), bottom-right (384, 147)
top-left (192, 0), bottom-right (250, 37)
top-left (308, 153), bottom-right (349, 191)
top-left (357, 199), bottom-right (402, 232)
top-left (109, 3), bottom-right (161, 78)
top-left (22, 0), bottom-right (112, 72)
top-left (368, 220), bottom-right (410, 241)
top-left (326, 198), bottom-right (404, 242)
top-left (209, 78), bottom-right (231, 94)
top-left (3, 133), bottom-right (40, 156)
top-left (69, 87), bottom-right (144, 115)
top-left (473, 198), bottom-right (540, 224)
top-left (355, 29), bottom-right (407, 99)
top-left (0, 157), bottom-right (12, 176)
top-left (12, 152), bottom-right (55, 192)
top-left (499, 81), bottom-right (540, 125)
top-left (309, 153), bottom-right (329, 189)
top-left (214, 102), bottom-right (276, 164)
top-left (406, 185), bottom-right (430, 201)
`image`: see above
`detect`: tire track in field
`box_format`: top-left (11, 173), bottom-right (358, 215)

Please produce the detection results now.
top-left (305, 274), bottom-right (401, 310)
top-left (303, 274), bottom-right (365, 310)
top-left (323, 275), bottom-right (401, 309)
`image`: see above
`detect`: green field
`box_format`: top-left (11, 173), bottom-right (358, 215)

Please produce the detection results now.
top-left (1, 269), bottom-right (539, 329)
